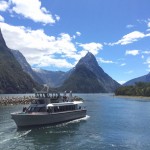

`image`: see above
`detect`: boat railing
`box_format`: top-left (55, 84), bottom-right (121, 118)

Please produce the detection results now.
top-left (35, 92), bottom-right (60, 99)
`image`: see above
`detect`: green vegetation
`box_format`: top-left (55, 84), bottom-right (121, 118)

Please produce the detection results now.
top-left (115, 82), bottom-right (150, 97)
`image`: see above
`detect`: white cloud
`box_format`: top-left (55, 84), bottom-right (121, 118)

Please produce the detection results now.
top-left (98, 57), bottom-right (114, 64)
top-left (148, 22), bottom-right (150, 28)
top-left (78, 42), bottom-right (103, 55)
top-left (146, 69), bottom-right (150, 72)
top-left (145, 57), bottom-right (150, 65)
top-left (147, 29), bottom-right (150, 32)
top-left (141, 55), bottom-right (144, 59)
top-left (125, 70), bottom-right (133, 74)
top-left (9, 0), bottom-right (59, 24)
top-left (72, 32), bottom-right (81, 39)
top-left (125, 50), bottom-right (139, 56)
top-left (55, 15), bottom-right (60, 21)
top-left (0, 0), bottom-right (9, 11)
top-left (144, 57), bottom-right (150, 71)
top-left (142, 51), bottom-right (150, 54)
top-left (108, 31), bottom-right (150, 46)
top-left (146, 19), bottom-right (150, 31)
top-left (120, 63), bottom-right (126, 66)
top-left (138, 18), bottom-right (150, 31)
top-left (0, 22), bottom-right (77, 68)
top-left (35, 55), bottom-right (74, 68)
top-left (147, 19), bottom-right (150, 28)
top-left (144, 58), bottom-right (149, 71)
top-left (126, 24), bottom-right (134, 29)
top-left (0, 15), bottom-right (4, 22)
top-left (76, 31), bottom-right (81, 36)
top-left (117, 58), bottom-right (125, 61)
top-left (0, 22), bottom-right (102, 69)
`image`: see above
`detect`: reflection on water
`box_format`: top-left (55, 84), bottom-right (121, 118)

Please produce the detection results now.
top-left (1, 93), bottom-right (150, 150)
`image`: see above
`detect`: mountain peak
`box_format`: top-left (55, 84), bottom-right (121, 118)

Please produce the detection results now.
top-left (85, 51), bottom-right (94, 57)
top-left (0, 28), bottom-right (6, 47)
top-left (83, 51), bottom-right (96, 60)
top-left (76, 52), bottom-right (99, 68)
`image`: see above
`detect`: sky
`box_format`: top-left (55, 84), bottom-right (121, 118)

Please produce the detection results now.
top-left (0, 0), bottom-right (150, 84)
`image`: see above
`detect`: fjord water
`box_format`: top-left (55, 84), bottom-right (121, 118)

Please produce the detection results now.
top-left (1, 94), bottom-right (150, 150)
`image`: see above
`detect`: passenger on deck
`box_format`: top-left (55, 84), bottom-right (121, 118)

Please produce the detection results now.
top-left (23, 107), bottom-right (27, 112)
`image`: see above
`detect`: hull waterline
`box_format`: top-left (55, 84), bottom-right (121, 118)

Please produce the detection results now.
top-left (11, 110), bottom-right (86, 127)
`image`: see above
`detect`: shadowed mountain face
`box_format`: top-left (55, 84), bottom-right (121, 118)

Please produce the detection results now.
top-left (124, 73), bottom-right (150, 86)
top-left (0, 29), bottom-right (7, 47)
top-left (11, 50), bottom-right (44, 84)
top-left (0, 29), bottom-right (40, 94)
top-left (59, 52), bottom-right (120, 93)
top-left (59, 64), bottom-right (106, 93)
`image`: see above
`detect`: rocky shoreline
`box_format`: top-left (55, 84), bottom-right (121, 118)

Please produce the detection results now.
top-left (0, 96), bottom-right (34, 106)
top-left (0, 95), bottom-right (84, 106)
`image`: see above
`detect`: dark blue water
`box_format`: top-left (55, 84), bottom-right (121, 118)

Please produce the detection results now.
top-left (1, 94), bottom-right (150, 150)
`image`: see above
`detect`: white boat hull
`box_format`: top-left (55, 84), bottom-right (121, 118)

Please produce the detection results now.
top-left (11, 110), bottom-right (86, 127)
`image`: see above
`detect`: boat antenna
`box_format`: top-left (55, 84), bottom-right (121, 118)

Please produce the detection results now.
top-left (41, 84), bottom-right (49, 92)
top-left (33, 88), bottom-right (37, 93)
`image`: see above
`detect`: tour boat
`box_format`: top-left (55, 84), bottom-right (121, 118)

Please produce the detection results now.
top-left (11, 90), bottom-right (87, 127)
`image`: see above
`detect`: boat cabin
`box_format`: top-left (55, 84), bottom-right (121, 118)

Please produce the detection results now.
top-left (24, 101), bottom-right (83, 114)
top-left (46, 101), bottom-right (83, 113)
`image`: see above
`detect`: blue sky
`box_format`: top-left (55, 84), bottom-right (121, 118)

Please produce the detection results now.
top-left (0, 0), bottom-right (150, 84)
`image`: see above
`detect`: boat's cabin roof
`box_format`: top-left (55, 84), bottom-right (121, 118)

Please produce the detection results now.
top-left (47, 101), bottom-right (83, 107)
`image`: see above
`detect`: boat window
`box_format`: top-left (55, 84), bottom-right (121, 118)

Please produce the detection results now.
top-left (38, 99), bottom-right (45, 104)
top-left (33, 107), bottom-right (40, 112)
top-left (27, 107), bottom-right (35, 112)
top-left (39, 107), bottom-right (47, 112)
top-left (47, 107), bottom-right (53, 113)
top-left (30, 107), bottom-right (34, 112)
top-left (53, 105), bottom-right (76, 112)
top-left (54, 106), bottom-right (59, 112)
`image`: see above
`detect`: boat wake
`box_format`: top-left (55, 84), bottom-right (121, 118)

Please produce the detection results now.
top-left (56, 115), bottom-right (90, 127)
top-left (0, 129), bottom-right (31, 144)
top-left (0, 132), bottom-right (4, 136)
top-left (70, 115), bottom-right (90, 123)
top-left (15, 129), bottom-right (31, 138)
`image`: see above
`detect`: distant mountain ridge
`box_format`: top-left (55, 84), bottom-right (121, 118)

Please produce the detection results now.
top-left (33, 68), bottom-right (71, 88)
top-left (0, 29), bottom-right (40, 94)
top-left (124, 73), bottom-right (150, 86)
